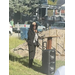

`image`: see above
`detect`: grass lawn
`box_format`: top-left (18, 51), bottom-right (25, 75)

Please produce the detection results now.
top-left (9, 37), bottom-right (65, 75)
top-left (9, 37), bottom-right (25, 51)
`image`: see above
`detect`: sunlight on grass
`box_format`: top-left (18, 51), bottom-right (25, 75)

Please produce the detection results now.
top-left (9, 55), bottom-right (65, 75)
top-left (9, 37), bottom-right (25, 51)
top-left (56, 60), bottom-right (65, 70)
top-left (9, 36), bottom-right (65, 75)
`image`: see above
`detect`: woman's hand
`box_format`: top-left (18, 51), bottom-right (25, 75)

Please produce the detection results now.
top-left (38, 35), bottom-right (45, 39)
top-left (38, 36), bottom-right (41, 39)
top-left (34, 30), bottom-right (37, 33)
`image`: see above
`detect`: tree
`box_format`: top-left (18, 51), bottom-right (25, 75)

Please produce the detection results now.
top-left (9, 0), bottom-right (40, 16)
top-left (9, 0), bottom-right (40, 23)
top-left (9, 0), bottom-right (58, 23)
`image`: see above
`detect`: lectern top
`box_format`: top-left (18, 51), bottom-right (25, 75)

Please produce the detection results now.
top-left (45, 35), bottom-right (59, 38)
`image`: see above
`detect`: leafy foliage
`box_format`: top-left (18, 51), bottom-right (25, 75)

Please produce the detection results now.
top-left (9, 0), bottom-right (40, 15)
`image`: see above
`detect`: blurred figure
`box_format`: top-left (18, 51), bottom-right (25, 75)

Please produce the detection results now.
top-left (10, 19), bottom-right (14, 30)
top-left (10, 19), bottom-right (14, 27)
top-left (9, 22), bottom-right (13, 35)
top-left (54, 66), bottom-right (65, 75)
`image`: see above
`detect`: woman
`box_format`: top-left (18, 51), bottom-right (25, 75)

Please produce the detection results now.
top-left (27, 22), bottom-right (39, 67)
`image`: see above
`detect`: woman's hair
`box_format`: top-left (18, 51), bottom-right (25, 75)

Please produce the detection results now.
top-left (30, 21), bottom-right (38, 30)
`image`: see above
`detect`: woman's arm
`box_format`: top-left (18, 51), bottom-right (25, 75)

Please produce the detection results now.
top-left (27, 29), bottom-right (34, 45)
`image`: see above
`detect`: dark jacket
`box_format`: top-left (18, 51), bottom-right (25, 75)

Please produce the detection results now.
top-left (27, 22), bottom-right (38, 59)
top-left (28, 28), bottom-right (35, 46)
top-left (27, 22), bottom-right (38, 46)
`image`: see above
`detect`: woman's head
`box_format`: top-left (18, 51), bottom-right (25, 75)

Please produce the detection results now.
top-left (32, 22), bottom-right (37, 30)
top-left (30, 21), bottom-right (38, 30)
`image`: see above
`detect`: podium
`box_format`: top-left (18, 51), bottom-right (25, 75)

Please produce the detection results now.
top-left (42, 36), bottom-right (59, 75)
top-left (45, 36), bottom-right (59, 49)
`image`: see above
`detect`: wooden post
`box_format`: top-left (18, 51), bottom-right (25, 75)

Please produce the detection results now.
top-left (63, 34), bottom-right (65, 51)
top-left (62, 34), bottom-right (65, 54)
top-left (46, 37), bottom-right (52, 49)
top-left (46, 36), bottom-right (58, 50)
top-left (49, 26), bottom-right (50, 36)
top-left (61, 34), bottom-right (65, 56)
top-left (56, 30), bottom-right (57, 51)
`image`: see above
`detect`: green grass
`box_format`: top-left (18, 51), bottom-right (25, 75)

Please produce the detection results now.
top-left (9, 37), bottom-right (25, 51)
top-left (9, 37), bottom-right (65, 75)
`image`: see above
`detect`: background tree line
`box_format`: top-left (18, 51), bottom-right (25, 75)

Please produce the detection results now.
top-left (9, 0), bottom-right (57, 24)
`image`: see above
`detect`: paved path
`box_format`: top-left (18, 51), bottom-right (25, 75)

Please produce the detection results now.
top-left (9, 32), bottom-right (21, 37)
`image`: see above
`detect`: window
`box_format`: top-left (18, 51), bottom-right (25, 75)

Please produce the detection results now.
top-left (59, 23), bottom-right (65, 27)
top-left (53, 23), bottom-right (59, 26)
top-left (53, 23), bottom-right (65, 27)
top-left (25, 21), bottom-right (28, 24)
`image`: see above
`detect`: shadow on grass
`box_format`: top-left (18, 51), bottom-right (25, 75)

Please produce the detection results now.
top-left (9, 53), bottom-right (45, 74)
top-left (32, 62), bottom-right (43, 73)
top-left (9, 54), bottom-right (29, 67)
